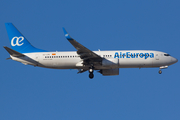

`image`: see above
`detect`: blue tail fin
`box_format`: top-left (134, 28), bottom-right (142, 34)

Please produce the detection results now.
top-left (5, 23), bottom-right (47, 53)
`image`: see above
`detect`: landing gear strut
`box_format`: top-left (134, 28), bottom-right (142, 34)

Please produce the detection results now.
top-left (89, 65), bottom-right (94, 79)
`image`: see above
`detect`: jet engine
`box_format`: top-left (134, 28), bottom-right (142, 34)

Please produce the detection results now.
top-left (99, 68), bottom-right (119, 76)
top-left (102, 58), bottom-right (119, 68)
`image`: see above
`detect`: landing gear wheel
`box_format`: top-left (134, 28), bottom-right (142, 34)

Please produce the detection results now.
top-left (89, 64), bottom-right (94, 79)
top-left (159, 70), bottom-right (162, 74)
top-left (89, 73), bottom-right (94, 79)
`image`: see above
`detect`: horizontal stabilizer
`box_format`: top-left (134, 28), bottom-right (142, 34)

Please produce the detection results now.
top-left (4, 46), bottom-right (25, 57)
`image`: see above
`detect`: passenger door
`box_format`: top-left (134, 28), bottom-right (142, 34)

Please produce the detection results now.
top-left (35, 54), bottom-right (39, 62)
top-left (155, 54), bottom-right (159, 60)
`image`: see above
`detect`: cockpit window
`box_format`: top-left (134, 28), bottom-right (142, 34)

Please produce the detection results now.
top-left (164, 54), bottom-right (170, 56)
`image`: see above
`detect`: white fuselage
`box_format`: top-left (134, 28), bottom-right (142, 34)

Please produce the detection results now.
top-left (10, 50), bottom-right (177, 70)
top-left (5, 23), bottom-right (178, 78)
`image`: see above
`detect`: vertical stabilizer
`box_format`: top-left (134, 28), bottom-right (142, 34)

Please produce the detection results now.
top-left (5, 23), bottom-right (47, 53)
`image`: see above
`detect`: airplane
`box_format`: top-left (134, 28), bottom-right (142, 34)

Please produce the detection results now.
top-left (4, 23), bottom-right (178, 79)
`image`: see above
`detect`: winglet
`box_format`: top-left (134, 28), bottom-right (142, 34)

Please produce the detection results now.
top-left (62, 27), bottom-right (73, 40)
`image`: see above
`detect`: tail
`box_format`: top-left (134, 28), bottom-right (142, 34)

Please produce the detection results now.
top-left (5, 23), bottom-right (47, 53)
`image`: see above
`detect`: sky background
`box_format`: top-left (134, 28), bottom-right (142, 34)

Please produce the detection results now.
top-left (0, 0), bottom-right (180, 120)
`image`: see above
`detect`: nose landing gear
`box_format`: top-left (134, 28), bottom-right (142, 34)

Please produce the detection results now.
top-left (158, 66), bottom-right (168, 74)
top-left (158, 70), bottom-right (162, 74)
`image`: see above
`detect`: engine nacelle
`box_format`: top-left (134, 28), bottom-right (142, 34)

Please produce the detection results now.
top-left (100, 68), bottom-right (119, 76)
top-left (102, 58), bottom-right (119, 68)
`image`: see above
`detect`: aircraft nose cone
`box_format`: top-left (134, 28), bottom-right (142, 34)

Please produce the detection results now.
top-left (172, 57), bottom-right (178, 63)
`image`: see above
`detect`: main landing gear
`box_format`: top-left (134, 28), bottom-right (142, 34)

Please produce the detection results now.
top-left (89, 72), bottom-right (94, 79)
top-left (89, 66), bottom-right (94, 79)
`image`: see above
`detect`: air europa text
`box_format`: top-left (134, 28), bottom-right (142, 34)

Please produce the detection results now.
top-left (114, 52), bottom-right (154, 59)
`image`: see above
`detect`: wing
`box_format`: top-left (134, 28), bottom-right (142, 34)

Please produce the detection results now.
top-left (62, 28), bottom-right (102, 65)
